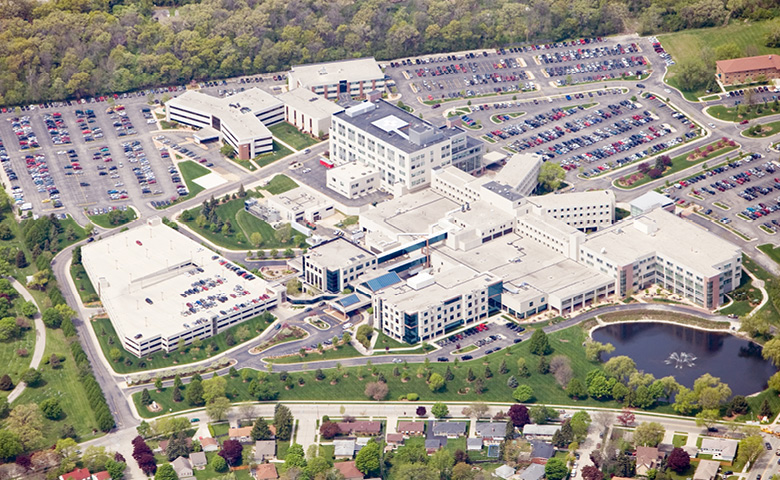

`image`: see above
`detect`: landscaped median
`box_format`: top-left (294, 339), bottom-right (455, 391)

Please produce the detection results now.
top-left (707, 100), bottom-right (780, 123)
top-left (744, 121), bottom-right (780, 138)
top-left (615, 137), bottom-right (738, 189)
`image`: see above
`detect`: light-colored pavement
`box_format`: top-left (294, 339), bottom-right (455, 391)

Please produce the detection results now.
top-left (7, 277), bottom-right (46, 403)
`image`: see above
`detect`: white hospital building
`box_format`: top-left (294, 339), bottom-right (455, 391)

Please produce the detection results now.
top-left (288, 58), bottom-right (386, 100)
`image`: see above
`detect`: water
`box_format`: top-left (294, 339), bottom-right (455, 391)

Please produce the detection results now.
top-left (591, 322), bottom-right (776, 395)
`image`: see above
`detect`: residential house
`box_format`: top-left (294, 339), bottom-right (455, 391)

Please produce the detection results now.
top-left (255, 440), bottom-right (276, 462)
top-left (201, 437), bottom-right (219, 452)
top-left (529, 441), bottom-right (554, 461)
top-left (229, 426), bottom-right (254, 443)
top-left (432, 422), bottom-right (467, 438)
top-left (397, 422), bottom-right (425, 436)
top-left (699, 438), bottom-right (739, 462)
top-left (494, 465), bottom-right (516, 480)
top-left (636, 446), bottom-right (664, 476)
top-left (190, 452), bottom-right (208, 470)
top-left (91, 472), bottom-right (111, 480)
top-left (467, 438), bottom-right (484, 451)
top-left (425, 439), bottom-right (442, 454)
top-left (60, 469), bottom-right (92, 480)
top-left (172, 457), bottom-right (194, 480)
top-left (386, 433), bottom-right (404, 448)
top-left (157, 438), bottom-right (193, 455)
top-left (337, 421), bottom-right (382, 436)
top-left (475, 422), bottom-right (508, 444)
top-left (519, 463), bottom-right (545, 480)
top-left (333, 461), bottom-right (365, 480)
top-left (253, 464), bottom-right (279, 480)
top-left (355, 437), bottom-right (371, 453)
top-left (693, 459), bottom-right (721, 480)
top-left (335, 439), bottom-right (357, 459)
top-left (522, 424), bottom-right (560, 440)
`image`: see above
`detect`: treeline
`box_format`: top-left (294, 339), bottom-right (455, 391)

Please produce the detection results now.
top-left (0, 0), bottom-right (778, 106)
top-left (70, 340), bottom-right (116, 432)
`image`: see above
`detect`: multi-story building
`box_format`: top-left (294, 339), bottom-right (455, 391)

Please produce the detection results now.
top-left (277, 88), bottom-right (344, 137)
top-left (266, 186), bottom-right (335, 224)
top-left (166, 88), bottom-right (284, 160)
top-left (527, 190), bottom-right (615, 232)
top-left (301, 238), bottom-right (377, 294)
top-left (81, 218), bottom-right (283, 357)
top-left (716, 54), bottom-right (780, 86)
top-left (326, 163), bottom-right (382, 199)
top-left (288, 58), bottom-right (385, 99)
top-left (329, 100), bottom-right (484, 195)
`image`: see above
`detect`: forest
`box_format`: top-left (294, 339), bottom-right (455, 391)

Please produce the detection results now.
top-left (0, 0), bottom-right (778, 106)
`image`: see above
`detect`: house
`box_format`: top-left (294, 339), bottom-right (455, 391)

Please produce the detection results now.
top-left (519, 463), bottom-right (545, 480)
top-left (253, 464), bottom-right (279, 480)
top-left (475, 422), bottom-right (508, 444)
top-left (172, 456), bottom-right (194, 480)
top-left (694, 459), bottom-right (721, 480)
top-left (386, 433), bottom-right (404, 448)
top-left (334, 439), bottom-right (357, 459)
top-left (92, 472), bottom-right (111, 480)
top-left (529, 441), bottom-right (554, 460)
top-left (255, 440), bottom-right (276, 462)
top-left (494, 465), bottom-right (516, 480)
top-left (333, 461), bottom-right (365, 480)
top-left (699, 437), bottom-right (739, 462)
top-left (397, 421), bottom-right (425, 436)
top-left (229, 426), bottom-right (254, 443)
top-left (467, 438), bottom-right (484, 451)
top-left (337, 421), bottom-right (382, 436)
top-left (60, 468), bottom-right (92, 480)
top-left (636, 446), bottom-right (664, 475)
top-left (355, 437), bottom-right (371, 453)
top-left (200, 437), bottom-right (219, 452)
top-left (190, 451), bottom-right (207, 470)
top-left (522, 424), bottom-right (560, 440)
top-left (432, 422), bottom-right (467, 438)
top-left (425, 439), bottom-right (442, 453)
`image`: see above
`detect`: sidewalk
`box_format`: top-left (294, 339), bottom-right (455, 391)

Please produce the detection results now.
top-left (6, 277), bottom-right (46, 403)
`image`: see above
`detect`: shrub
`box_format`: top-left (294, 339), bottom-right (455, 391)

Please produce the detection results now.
top-left (407, 393), bottom-right (419, 401)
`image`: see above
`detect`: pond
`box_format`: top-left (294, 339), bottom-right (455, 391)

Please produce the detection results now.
top-left (592, 322), bottom-right (776, 395)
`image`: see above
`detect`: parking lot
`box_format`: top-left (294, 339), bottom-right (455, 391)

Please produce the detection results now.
top-left (533, 40), bottom-right (647, 86)
top-left (433, 321), bottom-right (523, 359)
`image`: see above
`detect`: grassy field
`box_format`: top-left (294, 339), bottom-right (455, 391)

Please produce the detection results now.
top-left (135, 325), bottom-right (633, 418)
top-left (88, 208), bottom-right (137, 229)
top-left (269, 123), bottom-right (318, 151)
top-left (0, 314), bottom-right (35, 389)
top-left (255, 141), bottom-right (293, 168)
top-left (746, 121), bottom-right (780, 138)
top-left (267, 344), bottom-right (363, 364)
top-left (262, 175), bottom-right (299, 195)
top-left (741, 254), bottom-right (780, 324)
top-left (374, 331), bottom-right (409, 350)
top-left (179, 160), bottom-right (210, 196)
top-left (69, 262), bottom-right (99, 304)
top-left (235, 210), bottom-right (285, 249)
top-left (91, 312), bottom-right (275, 374)
top-left (707, 104), bottom-right (780, 122)
top-left (758, 244), bottom-right (780, 265)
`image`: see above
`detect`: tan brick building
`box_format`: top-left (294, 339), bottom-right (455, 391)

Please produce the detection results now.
top-left (716, 54), bottom-right (780, 85)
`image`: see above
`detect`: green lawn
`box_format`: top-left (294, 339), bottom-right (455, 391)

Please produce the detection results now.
top-left (746, 120), bottom-right (780, 138)
top-left (135, 325), bottom-right (632, 418)
top-left (269, 123), bottom-right (318, 151)
top-left (179, 160), bottom-right (210, 196)
top-left (69, 262), bottom-right (99, 304)
top-left (374, 331), bottom-right (409, 351)
top-left (741, 254), bottom-right (780, 324)
top-left (707, 104), bottom-right (780, 122)
top-left (668, 464), bottom-right (696, 480)
top-left (0, 316), bottom-right (35, 389)
top-left (91, 312), bottom-right (275, 374)
top-left (672, 434), bottom-right (688, 448)
top-left (56, 217), bottom-right (88, 249)
top-left (262, 175), bottom-right (299, 195)
top-left (88, 208), bottom-right (137, 229)
top-left (255, 141), bottom-right (293, 168)
top-left (758, 244), bottom-right (780, 265)
top-left (235, 210), bottom-right (286, 249)
top-left (267, 344), bottom-right (363, 364)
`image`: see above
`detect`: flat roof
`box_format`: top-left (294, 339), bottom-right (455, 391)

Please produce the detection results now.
top-left (583, 208), bottom-right (741, 275)
top-left (717, 54), bottom-right (780, 74)
top-left (449, 201), bottom-right (515, 231)
top-left (306, 237), bottom-right (374, 270)
top-left (81, 219), bottom-right (278, 341)
top-left (278, 88), bottom-right (345, 118)
top-left (364, 188), bottom-right (459, 235)
top-left (498, 153), bottom-right (542, 189)
top-left (289, 57), bottom-right (384, 88)
top-left (327, 163), bottom-right (380, 182)
top-left (334, 100), bottom-right (467, 154)
top-left (531, 189), bottom-right (614, 210)
top-left (268, 186), bottom-right (332, 212)
top-left (630, 190), bottom-right (673, 211)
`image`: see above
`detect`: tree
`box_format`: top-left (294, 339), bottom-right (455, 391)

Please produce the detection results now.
top-left (604, 356), bottom-right (637, 384)
top-left (432, 402), bottom-right (449, 419)
top-left (141, 388), bottom-right (153, 406)
top-left (584, 341), bottom-right (615, 362)
top-left (567, 378), bottom-right (587, 399)
top-left (416, 406), bottom-right (427, 417)
top-left (355, 440), bottom-right (381, 476)
top-left (507, 375), bottom-right (519, 388)
top-left (676, 59), bottom-right (711, 92)
top-left (529, 329), bottom-right (551, 355)
top-left (761, 398), bottom-right (772, 419)
top-left (202, 375), bottom-right (227, 403)
top-left (516, 358), bottom-right (529, 377)
top-left (551, 356), bottom-right (573, 387)
top-left (0, 374), bottom-right (13, 391)
top-left (529, 405), bottom-right (558, 424)
top-left (0, 430), bottom-right (22, 461)
top-left (538, 162), bottom-right (566, 192)
top-left (537, 355), bottom-right (549, 374)
top-left (365, 381), bottom-right (389, 400)
top-left (763, 338), bottom-right (780, 367)
top-left (552, 420), bottom-right (574, 448)
top-left (252, 417), bottom-right (272, 441)
top-left (667, 447), bottom-right (691, 473)
top-left (206, 396), bottom-right (231, 421)
top-left (616, 408), bottom-right (635, 427)
top-left (20, 301), bottom-right (37, 318)
top-left (320, 421), bottom-right (341, 439)
top-left (107, 459), bottom-right (127, 480)
top-left (274, 404), bottom-right (294, 441)
top-left (452, 462), bottom-right (474, 480)
top-left (83, 446), bottom-right (112, 472)
top-left (285, 443), bottom-right (307, 469)
top-left (155, 463), bottom-right (179, 480)
top-left (41, 307), bottom-right (62, 328)
top-left (15, 251), bottom-right (26, 268)
top-left (729, 395), bottom-right (750, 415)
top-left (186, 379), bottom-right (205, 406)
top-left (695, 409), bottom-right (721, 430)
top-left (741, 312), bottom-right (771, 337)
top-left (545, 457), bottom-right (569, 480)
top-left (40, 398), bottom-right (62, 420)
top-left (7, 404), bottom-right (43, 449)
top-left (428, 372), bottom-right (446, 392)
top-left (693, 374), bottom-right (732, 410)
top-left (737, 435), bottom-right (764, 466)
top-left (581, 466), bottom-right (603, 480)
top-left (211, 454), bottom-right (228, 473)
top-left (219, 439), bottom-right (243, 466)
top-left (430, 448), bottom-right (455, 480)
top-left (513, 384), bottom-right (534, 402)
top-left (220, 144), bottom-right (236, 159)
top-left (634, 422), bottom-right (665, 447)
top-left (508, 404), bottom-right (530, 427)
top-left (499, 359), bottom-right (508, 374)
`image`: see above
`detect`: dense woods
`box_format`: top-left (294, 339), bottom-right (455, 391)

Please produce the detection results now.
top-left (0, 0), bottom-right (778, 106)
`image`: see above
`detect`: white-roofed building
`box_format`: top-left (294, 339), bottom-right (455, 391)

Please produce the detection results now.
top-left (288, 58), bottom-right (385, 99)
top-left (81, 218), bottom-right (283, 357)
top-left (630, 190), bottom-right (675, 216)
top-left (266, 186), bottom-right (335, 225)
top-left (327, 163), bottom-right (382, 199)
top-left (278, 88), bottom-right (344, 137)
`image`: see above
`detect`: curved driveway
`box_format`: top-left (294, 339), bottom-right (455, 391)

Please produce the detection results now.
top-left (6, 278), bottom-right (46, 403)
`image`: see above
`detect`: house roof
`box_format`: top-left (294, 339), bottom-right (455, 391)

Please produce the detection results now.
top-left (92, 472), bottom-right (111, 480)
top-left (476, 422), bottom-right (507, 438)
top-left (159, 440), bottom-right (170, 452)
top-left (337, 421), bottom-right (382, 435)
top-left (636, 446), bottom-right (662, 467)
top-left (700, 437), bottom-right (739, 459)
top-left (494, 465), bottom-right (516, 479)
top-left (694, 459), bottom-right (721, 480)
top-left (467, 438), bottom-right (484, 450)
top-left (716, 54), bottom-right (780, 74)
top-left (397, 421), bottom-right (425, 433)
top-left (172, 457), bottom-right (192, 475)
top-left (432, 422), bottom-right (467, 435)
top-left (386, 433), bottom-right (404, 444)
top-left (333, 461), bottom-right (364, 480)
top-left (522, 424), bottom-right (561, 436)
top-left (425, 439), bottom-right (442, 450)
top-left (62, 468), bottom-right (92, 480)
top-left (255, 440), bottom-right (276, 457)
top-left (530, 441), bottom-right (554, 459)
top-left (334, 439), bottom-right (357, 456)
top-left (201, 437), bottom-right (218, 447)
top-left (190, 452), bottom-right (207, 466)
top-left (519, 463), bottom-right (545, 480)
top-left (229, 426), bottom-right (253, 438)
top-left (254, 463), bottom-right (279, 480)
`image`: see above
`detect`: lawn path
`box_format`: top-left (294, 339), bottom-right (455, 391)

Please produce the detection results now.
top-left (7, 277), bottom-right (45, 403)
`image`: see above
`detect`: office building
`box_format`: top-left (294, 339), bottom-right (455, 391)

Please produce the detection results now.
top-left (326, 163), bottom-right (382, 199)
top-left (716, 54), bottom-right (780, 86)
top-left (278, 88), bottom-right (344, 137)
top-left (329, 100), bottom-right (484, 194)
top-left (81, 218), bottom-right (283, 357)
top-left (288, 58), bottom-right (385, 99)
top-left (301, 237), bottom-right (377, 294)
top-left (267, 186), bottom-right (335, 224)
